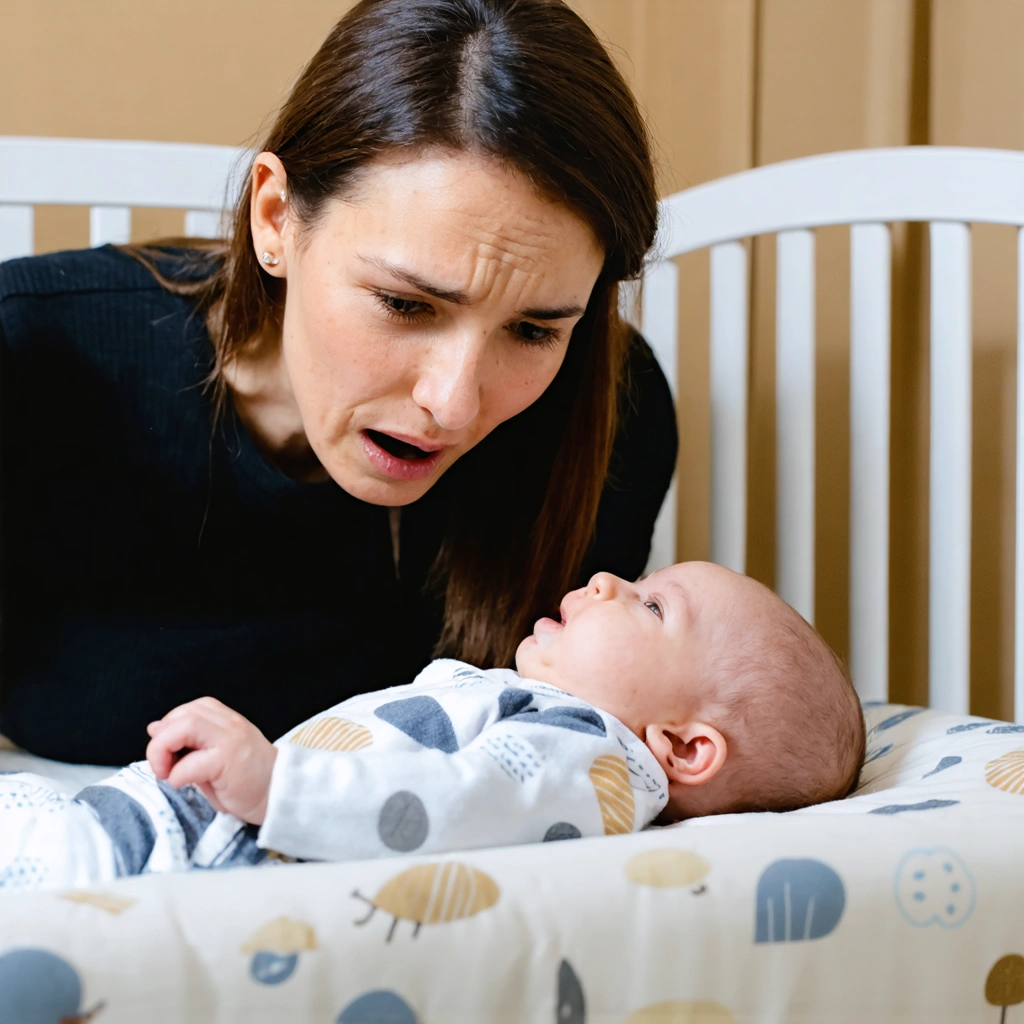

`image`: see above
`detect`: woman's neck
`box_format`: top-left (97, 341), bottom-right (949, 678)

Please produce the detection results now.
top-left (222, 331), bottom-right (330, 483)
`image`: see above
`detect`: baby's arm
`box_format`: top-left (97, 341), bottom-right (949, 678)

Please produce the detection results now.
top-left (146, 697), bottom-right (277, 825)
top-left (258, 714), bottom-right (661, 861)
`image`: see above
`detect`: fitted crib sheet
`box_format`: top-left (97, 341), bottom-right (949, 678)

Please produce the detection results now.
top-left (1, 702), bottom-right (1023, 1023)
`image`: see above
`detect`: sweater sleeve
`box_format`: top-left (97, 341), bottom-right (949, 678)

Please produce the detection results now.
top-left (257, 712), bottom-right (666, 862)
top-left (582, 330), bottom-right (678, 583)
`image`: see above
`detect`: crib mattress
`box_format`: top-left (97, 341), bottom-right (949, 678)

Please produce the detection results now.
top-left (1, 703), bottom-right (1023, 1023)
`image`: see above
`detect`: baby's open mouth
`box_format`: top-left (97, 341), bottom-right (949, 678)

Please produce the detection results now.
top-left (531, 615), bottom-right (564, 648)
top-left (365, 430), bottom-right (435, 461)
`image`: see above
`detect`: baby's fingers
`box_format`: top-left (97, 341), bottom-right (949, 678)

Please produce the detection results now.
top-left (161, 697), bottom-right (233, 726)
top-left (145, 713), bottom-right (217, 780)
top-left (146, 731), bottom-right (181, 781)
top-left (165, 748), bottom-right (225, 807)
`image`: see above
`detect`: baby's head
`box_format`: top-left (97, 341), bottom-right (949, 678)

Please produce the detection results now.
top-left (515, 561), bottom-right (865, 819)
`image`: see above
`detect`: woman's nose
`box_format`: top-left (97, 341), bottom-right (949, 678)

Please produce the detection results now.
top-left (411, 333), bottom-right (485, 433)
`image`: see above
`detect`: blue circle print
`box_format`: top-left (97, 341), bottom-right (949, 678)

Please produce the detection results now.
top-left (250, 951), bottom-right (299, 985)
top-left (0, 948), bottom-right (83, 1024)
top-left (544, 822), bottom-right (582, 842)
top-left (755, 859), bottom-right (846, 943)
top-left (337, 989), bottom-right (417, 1024)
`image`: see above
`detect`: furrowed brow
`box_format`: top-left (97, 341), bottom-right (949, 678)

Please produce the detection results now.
top-left (519, 304), bottom-right (585, 320)
top-left (357, 255), bottom-right (470, 305)
top-left (359, 255), bottom-right (584, 320)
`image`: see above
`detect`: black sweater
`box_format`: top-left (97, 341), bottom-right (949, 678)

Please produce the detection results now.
top-left (0, 246), bottom-right (677, 765)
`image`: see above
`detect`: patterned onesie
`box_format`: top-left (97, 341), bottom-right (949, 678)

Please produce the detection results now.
top-left (0, 659), bottom-right (668, 890)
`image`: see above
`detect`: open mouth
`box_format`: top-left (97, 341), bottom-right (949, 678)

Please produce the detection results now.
top-left (365, 429), bottom-right (434, 461)
top-left (531, 615), bottom-right (564, 648)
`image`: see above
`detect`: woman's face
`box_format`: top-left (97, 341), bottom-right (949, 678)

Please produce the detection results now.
top-left (253, 150), bottom-right (605, 506)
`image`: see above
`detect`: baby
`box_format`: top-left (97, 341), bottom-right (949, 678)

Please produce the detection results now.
top-left (0, 562), bottom-right (865, 888)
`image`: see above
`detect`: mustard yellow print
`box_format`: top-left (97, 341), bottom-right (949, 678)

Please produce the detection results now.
top-left (623, 1000), bottom-right (737, 1023)
top-left (986, 954), bottom-right (1024, 1018)
top-left (289, 717), bottom-right (373, 752)
top-left (353, 861), bottom-right (500, 941)
top-left (985, 750), bottom-right (1024, 795)
top-left (57, 890), bottom-right (137, 916)
top-left (240, 916), bottom-right (318, 955)
top-left (625, 849), bottom-right (711, 889)
top-left (241, 917), bottom-right (318, 986)
top-left (590, 755), bottom-right (635, 835)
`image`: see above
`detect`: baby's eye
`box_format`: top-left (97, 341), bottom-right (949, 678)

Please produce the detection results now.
top-left (644, 599), bottom-right (663, 620)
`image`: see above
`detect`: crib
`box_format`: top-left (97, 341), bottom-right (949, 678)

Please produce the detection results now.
top-left (1, 137), bottom-right (1023, 1023)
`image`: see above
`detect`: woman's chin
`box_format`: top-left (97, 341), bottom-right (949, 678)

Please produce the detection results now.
top-left (321, 457), bottom-right (438, 506)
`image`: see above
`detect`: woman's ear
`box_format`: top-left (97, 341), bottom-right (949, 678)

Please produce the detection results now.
top-left (250, 151), bottom-right (291, 279)
top-left (644, 721), bottom-right (727, 787)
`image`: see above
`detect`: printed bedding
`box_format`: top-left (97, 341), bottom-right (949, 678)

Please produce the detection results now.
top-left (1, 702), bottom-right (1022, 1023)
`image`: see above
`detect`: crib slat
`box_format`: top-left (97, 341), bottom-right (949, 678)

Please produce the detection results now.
top-left (776, 229), bottom-right (816, 623)
top-left (642, 259), bottom-right (679, 572)
top-left (642, 259), bottom-right (679, 400)
top-left (0, 205), bottom-right (34, 261)
top-left (1016, 226), bottom-right (1024, 724)
top-left (184, 209), bottom-right (223, 239)
top-left (90, 205), bottom-right (131, 246)
top-left (617, 277), bottom-right (641, 331)
top-left (710, 241), bottom-right (748, 573)
top-left (929, 221), bottom-right (972, 715)
top-left (849, 224), bottom-right (892, 702)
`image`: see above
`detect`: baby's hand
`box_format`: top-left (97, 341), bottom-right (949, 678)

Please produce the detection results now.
top-left (146, 697), bottom-right (277, 825)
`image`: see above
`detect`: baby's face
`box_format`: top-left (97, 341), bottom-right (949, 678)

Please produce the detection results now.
top-left (515, 561), bottom-right (756, 734)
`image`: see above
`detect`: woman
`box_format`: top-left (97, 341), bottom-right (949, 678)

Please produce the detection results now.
top-left (0, 0), bottom-right (676, 766)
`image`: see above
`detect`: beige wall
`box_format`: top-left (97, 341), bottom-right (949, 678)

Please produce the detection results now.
top-left (579, 0), bottom-right (1023, 717)
top-left (571, 0), bottom-right (757, 578)
top-left (0, 1), bottom-right (354, 250)
top-left (3, 0), bottom-right (1023, 716)
top-left (931, 0), bottom-right (1024, 720)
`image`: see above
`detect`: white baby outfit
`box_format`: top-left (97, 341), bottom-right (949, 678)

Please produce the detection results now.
top-left (0, 659), bottom-right (668, 890)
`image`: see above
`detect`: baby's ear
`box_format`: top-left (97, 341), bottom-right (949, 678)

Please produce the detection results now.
top-left (644, 722), bottom-right (727, 787)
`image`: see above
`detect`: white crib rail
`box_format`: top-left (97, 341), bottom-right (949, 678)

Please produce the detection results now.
top-left (645, 147), bottom-right (1024, 721)
top-left (4, 141), bottom-right (1024, 720)
top-left (0, 206), bottom-right (33, 263)
top-left (928, 222), bottom-right (973, 715)
top-left (90, 206), bottom-right (131, 247)
top-left (641, 259), bottom-right (680, 576)
top-left (0, 137), bottom-right (246, 258)
top-left (775, 229), bottom-right (816, 624)
top-left (709, 242), bottom-right (748, 574)
top-left (849, 223), bottom-right (892, 704)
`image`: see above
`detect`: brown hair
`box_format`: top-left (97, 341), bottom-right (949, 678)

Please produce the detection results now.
top-left (131, 0), bottom-right (658, 667)
top-left (710, 607), bottom-right (866, 816)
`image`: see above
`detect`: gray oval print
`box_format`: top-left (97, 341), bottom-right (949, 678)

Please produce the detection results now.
top-left (378, 791), bottom-right (429, 852)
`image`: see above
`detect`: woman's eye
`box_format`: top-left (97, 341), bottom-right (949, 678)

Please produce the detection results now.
top-left (511, 321), bottom-right (555, 345)
top-left (377, 292), bottom-right (429, 318)
top-left (644, 600), bottom-right (663, 620)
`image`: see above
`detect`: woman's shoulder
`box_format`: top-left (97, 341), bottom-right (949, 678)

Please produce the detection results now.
top-left (0, 245), bottom-right (214, 358)
top-left (0, 245), bottom-right (217, 322)
top-left (0, 244), bottom-right (164, 302)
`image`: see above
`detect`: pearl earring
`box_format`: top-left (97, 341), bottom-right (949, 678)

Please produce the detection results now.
top-left (261, 251), bottom-right (279, 266)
